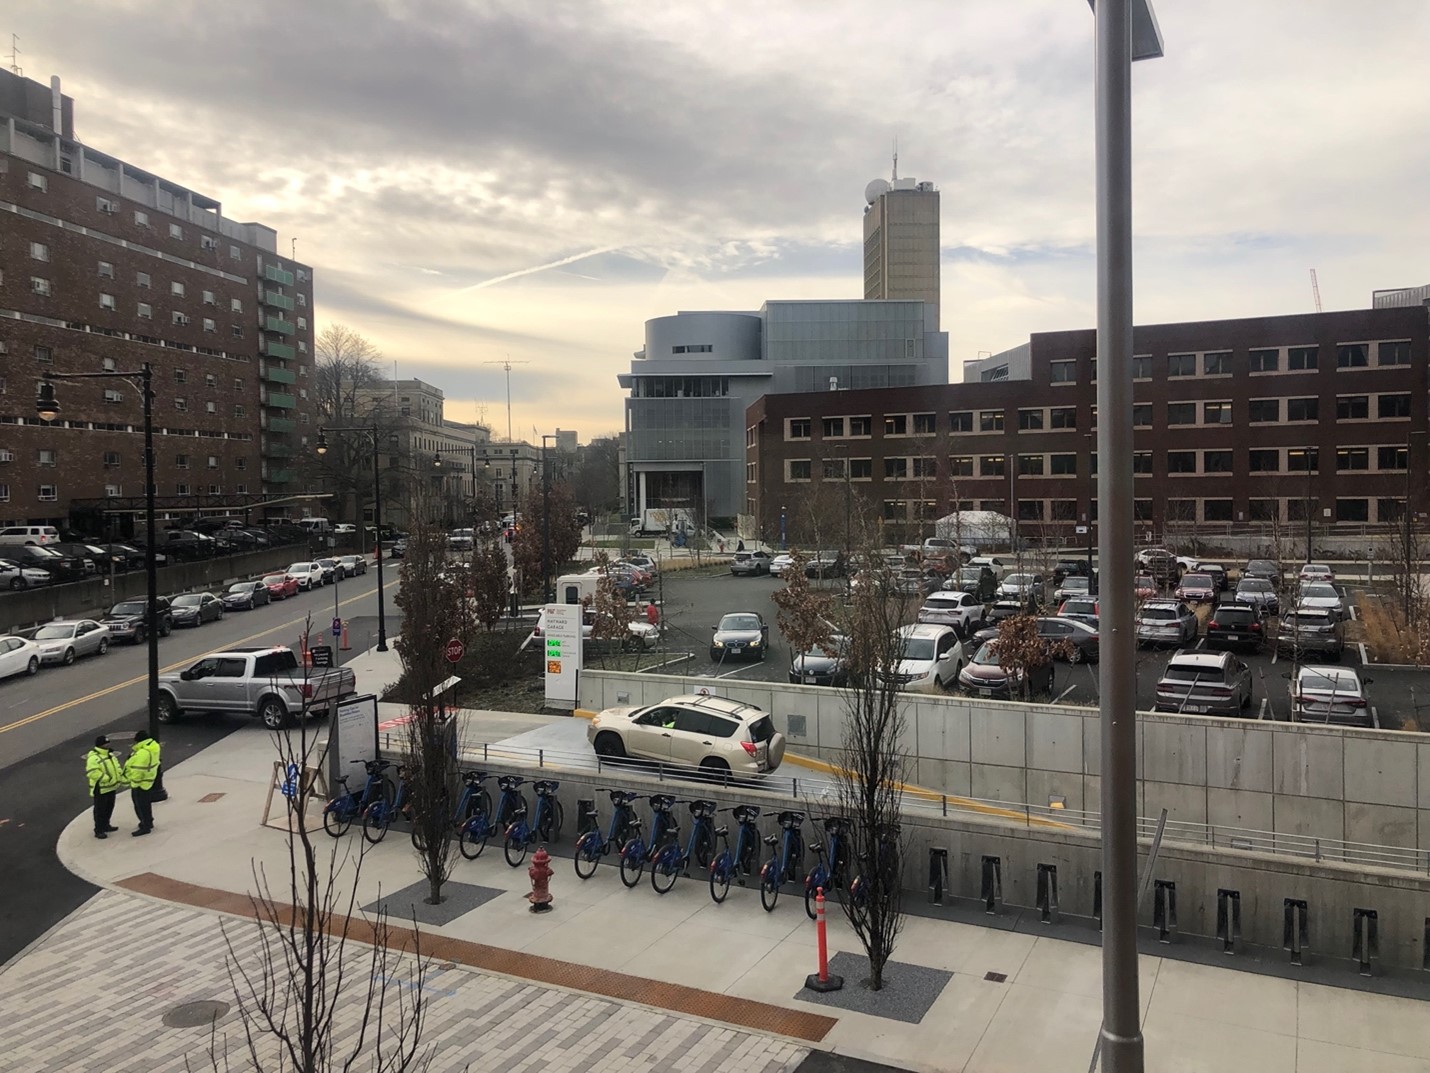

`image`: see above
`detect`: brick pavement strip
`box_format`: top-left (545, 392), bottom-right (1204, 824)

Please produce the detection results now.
top-left (0, 887), bottom-right (814, 1073)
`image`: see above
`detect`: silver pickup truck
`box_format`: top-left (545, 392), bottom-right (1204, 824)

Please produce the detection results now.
top-left (157, 646), bottom-right (357, 730)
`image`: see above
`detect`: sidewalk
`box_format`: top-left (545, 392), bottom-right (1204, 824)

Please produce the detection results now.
top-left (5, 649), bottom-right (1430, 1071)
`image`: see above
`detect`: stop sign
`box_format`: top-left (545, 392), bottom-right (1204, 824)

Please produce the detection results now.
top-left (444, 637), bottom-right (465, 663)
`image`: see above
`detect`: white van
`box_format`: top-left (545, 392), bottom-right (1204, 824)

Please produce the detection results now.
top-left (296, 518), bottom-right (331, 535)
top-left (0, 525), bottom-right (60, 546)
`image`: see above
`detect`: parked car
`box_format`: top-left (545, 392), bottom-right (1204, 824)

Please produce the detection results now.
top-left (1052, 559), bottom-right (1092, 585)
top-left (222, 581), bottom-right (271, 611)
top-left (0, 557), bottom-right (53, 590)
top-left (1136, 547), bottom-right (1177, 585)
top-left (1035, 616), bottom-right (1100, 663)
top-left (32, 620), bottom-right (111, 665)
top-left (587, 693), bottom-right (786, 774)
top-left (286, 562), bottom-right (324, 591)
top-left (335, 554), bottom-right (368, 577)
top-left (529, 607), bottom-right (658, 651)
top-left (390, 540), bottom-right (408, 559)
top-left (1135, 599), bottom-right (1199, 646)
top-left (49, 543), bottom-right (107, 575)
top-left (316, 558), bottom-right (342, 583)
top-left (92, 543), bottom-right (156, 569)
top-left (1243, 559), bottom-right (1282, 589)
top-left (333, 523), bottom-right (358, 536)
top-left (996, 573), bottom-right (1045, 608)
top-left (967, 556), bottom-right (1007, 581)
top-left (917, 591), bottom-right (985, 634)
top-left (985, 599), bottom-right (1028, 624)
top-left (894, 569), bottom-right (942, 598)
top-left (262, 573), bottom-right (301, 600)
top-left (160, 529), bottom-right (214, 561)
top-left (710, 612), bottom-right (769, 662)
top-left (170, 592), bottom-right (225, 627)
top-left (1175, 573), bottom-right (1217, 603)
top-left (887, 624), bottom-right (964, 693)
top-left (1296, 582), bottom-right (1346, 620)
top-left (1133, 574), bottom-right (1159, 600)
top-left (1054, 575), bottom-right (1092, 602)
top-left (9, 544), bottom-right (86, 583)
top-left (768, 553), bottom-right (795, 578)
top-left (99, 597), bottom-right (174, 643)
top-left (1204, 603), bottom-right (1265, 652)
top-left (957, 640), bottom-right (1053, 699)
top-left (1234, 577), bottom-right (1280, 617)
top-left (789, 642), bottom-right (850, 687)
top-left (447, 529), bottom-right (475, 552)
top-left (157, 646), bottom-right (358, 730)
top-left (805, 552), bottom-right (846, 579)
top-left (946, 565), bottom-right (994, 599)
top-left (1277, 606), bottom-right (1345, 660)
top-left (729, 550), bottom-right (771, 577)
top-left (1197, 563), bottom-right (1230, 593)
top-left (1056, 597), bottom-right (1099, 627)
top-left (0, 525), bottom-right (60, 546)
top-left (1290, 666), bottom-right (1372, 726)
top-left (0, 635), bottom-right (41, 679)
top-left (1154, 650), bottom-right (1252, 716)
top-left (621, 552), bottom-right (659, 578)
top-left (1299, 563), bottom-right (1335, 584)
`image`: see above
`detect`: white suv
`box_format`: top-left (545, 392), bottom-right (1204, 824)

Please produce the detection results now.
top-left (0, 525), bottom-right (60, 546)
top-left (888, 624), bottom-right (964, 693)
top-left (917, 591), bottom-right (984, 635)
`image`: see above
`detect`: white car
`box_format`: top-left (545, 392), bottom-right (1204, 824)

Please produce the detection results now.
top-left (916, 591), bottom-right (984, 634)
top-left (967, 556), bottom-right (1006, 581)
top-left (32, 620), bottom-right (111, 666)
top-left (0, 558), bottom-right (53, 590)
top-left (887, 624), bottom-right (964, 693)
top-left (1290, 666), bottom-right (1372, 727)
top-left (1299, 563), bottom-right (1335, 584)
top-left (0, 635), bottom-right (41, 679)
top-left (769, 553), bottom-right (795, 578)
top-left (1296, 582), bottom-right (1346, 620)
top-left (286, 562), bottom-right (324, 591)
top-left (333, 523), bottom-right (357, 536)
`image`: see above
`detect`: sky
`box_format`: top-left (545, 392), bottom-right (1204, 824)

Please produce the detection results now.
top-left (10, 1), bottom-right (1430, 441)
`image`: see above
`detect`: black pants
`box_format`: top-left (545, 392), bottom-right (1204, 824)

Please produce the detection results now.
top-left (93, 789), bottom-right (116, 834)
top-left (132, 786), bottom-right (154, 831)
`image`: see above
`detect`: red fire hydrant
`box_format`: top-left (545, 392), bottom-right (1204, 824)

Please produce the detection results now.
top-left (527, 847), bottom-right (554, 913)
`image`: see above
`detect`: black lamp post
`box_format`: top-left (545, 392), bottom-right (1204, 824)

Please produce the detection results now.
top-left (316, 426), bottom-right (388, 651)
top-left (38, 368), bottom-right (162, 747)
top-left (541, 434), bottom-right (556, 601)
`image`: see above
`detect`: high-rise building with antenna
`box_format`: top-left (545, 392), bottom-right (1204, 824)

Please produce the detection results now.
top-left (862, 166), bottom-right (940, 329)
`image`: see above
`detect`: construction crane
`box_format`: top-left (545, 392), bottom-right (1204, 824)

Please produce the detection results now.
top-left (483, 357), bottom-right (530, 442)
top-left (1310, 269), bottom-right (1323, 313)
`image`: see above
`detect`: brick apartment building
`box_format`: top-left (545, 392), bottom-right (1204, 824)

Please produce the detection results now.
top-left (745, 304), bottom-right (1429, 548)
top-left (0, 69), bottom-right (314, 533)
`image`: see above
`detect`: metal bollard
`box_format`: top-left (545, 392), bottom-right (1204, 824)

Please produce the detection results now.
top-left (1352, 908), bottom-right (1379, 977)
top-left (1036, 863), bottom-right (1059, 925)
top-left (928, 848), bottom-right (949, 905)
top-left (1283, 898), bottom-right (1309, 966)
top-left (1153, 880), bottom-right (1177, 944)
top-left (1216, 889), bottom-right (1241, 955)
top-left (980, 855), bottom-right (1002, 915)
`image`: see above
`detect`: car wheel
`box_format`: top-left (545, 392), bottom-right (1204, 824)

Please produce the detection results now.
top-left (258, 697), bottom-right (291, 730)
top-left (97, 639), bottom-right (108, 655)
top-left (62, 647), bottom-right (76, 666)
top-left (699, 757), bottom-right (730, 779)
top-left (26, 656), bottom-right (38, 676)
top-left (156, 693), bottom-right (181, 723)
top-left (160, 622), bottom-right (171, 638)
top-left (9, 577), bottom-right (24, 590)
top-left (1069, 646), bottom-right (1084, 664)
top-left (593, 732), bottom-right (626, 759)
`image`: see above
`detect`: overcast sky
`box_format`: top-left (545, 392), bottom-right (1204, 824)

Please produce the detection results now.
top-left (12, 1), bottom-right (1429, 440)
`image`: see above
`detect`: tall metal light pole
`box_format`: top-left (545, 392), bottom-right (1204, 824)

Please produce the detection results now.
top-left (316, 426), bottom-right (388, 651)
top-left (1087, 2), bottom-right (1164, 1070)
top-left (38, 367), bottom-right (161, 746)
top-left (835, 445), bottom-right (851, 568)
top-left (1304, 445), bottom-right (1315, 566)
top-left (1085, 432), bottom-right (1097, 594)
top-left (541, 434), bottom-right (556, 601)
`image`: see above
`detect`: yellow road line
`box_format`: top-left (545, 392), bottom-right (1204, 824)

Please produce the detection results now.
top-left (0, 581), bottom-right (394, 736)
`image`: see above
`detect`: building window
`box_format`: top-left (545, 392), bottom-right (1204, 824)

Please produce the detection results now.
top-left (1132, 404), bottom-right (1153, 428)
top-left (821, 458), bottom-right (846, 480)
top-left (1336, 395), bottom-right (1369, 420)
top-left (103, 388), bottom-right (123, 404)
top-left (848, 415), bottom-right (872, 437)
top-left (785, 418), bottom-right (811, 440)
top-left (1203, 401), bottom-right (1232, 424)
top-left (1336, 498), bottom-right (1369, 522)
top-left (99, 293), bottom-right (116, 310)
top-left (30, 276), bottom-right (51, 296)
top-left (884, 414), bottom-right (908, 436)
top-left (1050, 453), bottom-right (1077, 475)
top-left (297, 316), bottom-right (307, 330)
top-left (1248, 398), bottom-right (1279, 423)
top-left (233, 378), bottom-right (245, 391)
top-left (1336, 344), bottom-right (1369, 369)
top-left (980, 455), bottom-right (1005, 477)
top-left (175, 483), bottom-right (190, 496)
top-left (1249, 349), bottom-right (1278, 373)
top-left (234, 404), bottom-right (246, 417)
top-left (912, 413), bottom-right (936, 435)
top-left (1017, 454), bottom-right (1044, 476)
top-left (849, 458), bottom-right (872, 480)
top-left (948, 411), bottom-right (973, 432)
top-left (202, 318), bottom-right (216, 333)
top-left (202, 290), bottom-right (215, 305)
top-left (34, 345), bottom-right (52, 364)
top-left (27, 171), bottom-right (48, 191)
top-left (1248, 449), bottom-right (1280, 472)
top-left (174, 368), bottom-right (187, 383)
top-left (1166, 402), bottom-right (1196, 426)
top-left (1287, 346), bottom-right (1318, 371)
top-left (1378, 445), bottom-right (1408, 470)
top-left (207, 456), bottom-right (219, 469)
top-left (230, 298), bottom-right (243, 313)
top-left (37, 484), bottom-right (58, 502)
top-left (1167, 451), bottom-right (1196, 474)
top-left (171, 281), bottom-right (186, 297)
top-left (229, 244), bottom-right (240, 259)
top-left (205, 401), bottom-right (217, 414)
top-left (912, 456), bottom-right (938, 479)
top-left (1168, 354), bottom-right (1196, 377)
top-left (1336, 447), bottom-right (1369, 471)
top-left (1134, 499), bottom-right (1154, 521)
top-left (785, 459), bottom-right (811, 481)
top-left (979, 410), bottom-right (1004, 433)
top-left (822, 416), bottom-right (845, 438)
top-left (102, 357), bottom-right (116, 372)
top-left (1378, 498), bottom-right (1405, 522)
top-left (1017, 408), bottom-right (1044, 431)
top-left (1378, 341), bottom-right (1411, 366)
top-left (1378, 393), bottom-right (1411, 419)
top-left (1132, 356), bottom-right (1151, 379)
top-left (169, 223), bottom-right (183, 239)
top-left (1286, 397), bottom-right (1318, 422)
top-left (30, 241), bottom-right (49, 262)
top-left (884, 457), bottom-right (909, 480)
top-left (174, 397), bottom-right (187, 412)
top-left (1247, 499), bottom-right (1277, 521)
top-left (205, 374), bottom-right (217, 388)
top-left (1203, 499), bottom-right (1234, 521)
top-left (1203, 352), bottom-right (1231, 375)
top-left (1049, 360), bottom-right (1076, 383)
top-left (1286, 447), bottom-right (1318, 472)
top-left (175, 454), bottom-right (189, 469)
top-left (1132, 452), bottom-right (1153, 474)
top-left (1165, 499), bottom-right (1197, 523)
top-left (1203, 450), bottom-right (1233, 473)
top-left (134, 210), bottom-right (149, 226)
top-left (232, 325), bottom-right (244, 338)
top-left (949, 455), bottom-right (973, 477)
top-left (134, 271), bottom-right (151, 289)
top-left (1017, 499), bottom-right (1044, 521)
top-left (1049, 407), bottom-right (1077, 430)
top-left (1046, 500), bottom-right (1075, 521)
top-left (297, 293), bottom-right (307, 306)
top-left (37, 449), bottom-right (57, 466)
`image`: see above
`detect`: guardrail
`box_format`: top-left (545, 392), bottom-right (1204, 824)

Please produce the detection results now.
top-left (371, 728), bottom-right (1430, 877)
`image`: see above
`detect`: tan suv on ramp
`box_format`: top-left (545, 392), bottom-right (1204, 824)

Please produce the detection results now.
top-left (588, 694), bottom-right (786, 775)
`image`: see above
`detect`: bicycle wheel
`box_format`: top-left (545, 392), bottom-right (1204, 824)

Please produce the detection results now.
top-left (804, 868), bottom-right (827, 921)
top-left (759, 860), bottom-right (781, 912)
top-left (361, 802), bottom-right (391, 845)
top-left (458, 816), bottom-right (488, 860)
top-left (538, 799), bottom-right (564, 843)
top-left (619, 842), bottom-right (645, 888)
top-left (410, 806), bottom-right (429, 852)
top-left (504, 825), bottom-right (530, 867)
top-left (323, 801), bottom-right (352, 838)
top-left (709, 856), bottom-right (731, 904)
top-left (650, 846), bottom-right (680, 895)
top-left (573, 833), bottom-right (602, 880)
top-left (693, 824), bottom-right (714, 869)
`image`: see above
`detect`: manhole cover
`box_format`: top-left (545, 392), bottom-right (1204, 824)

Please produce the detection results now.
top-left (163, 1000), bottom-right (230, 1028)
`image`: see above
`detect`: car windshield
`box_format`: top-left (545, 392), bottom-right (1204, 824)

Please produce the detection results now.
top-left (719, 614), bottom-right (761, 631)
top-left (898, 638), bottom-right (937, 661)
top-left (1061, 578), bottom-right (1089, 589)
top-left (228, 583), bottom-right (254, 593)
top-left (1141, 608), bottom-right (1178, 621)
top-left (173, 595), bottom-right (202, 607)
top-left (263, 575), bottom-right (288, 584)
top-left (1004, 574), bottom-right (1032, 585)
top-left (1240, 580), bottom-right (1272, 592)
top-left (1299, 672), bottom-right (1358, 693)
top-left (110, 602), bottom-right (145, 616)
top-left (972, 643), bottom-right (1002, 665)
top-left (1302, 584), bottom-right (1338, 599)
top-left (1135, 576), bottom-right (1154, 587)
top-left (34, 625), bottom-right (76, 639)
top-left (1183, 575), bottom-right (1211, 586)
top-left (1163, 665), bottom-right (1224, 683)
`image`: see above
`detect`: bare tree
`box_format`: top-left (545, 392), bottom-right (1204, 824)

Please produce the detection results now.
top-left (772, 549), bottom-right (836, 664)
top-left (313, 324), bottom-right (390, 526)
top-left (511, 480), bottom-right (582, 594)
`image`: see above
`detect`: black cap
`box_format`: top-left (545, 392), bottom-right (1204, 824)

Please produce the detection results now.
top-left (95, 735), bottom-right (109, 747)
top-left (135, 728), bottom-right (151, 741)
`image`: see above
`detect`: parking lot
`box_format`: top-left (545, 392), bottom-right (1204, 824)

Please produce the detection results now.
top-left (651, 566), bottom-right (1429, 731)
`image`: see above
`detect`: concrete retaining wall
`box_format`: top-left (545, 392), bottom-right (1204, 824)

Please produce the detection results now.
top-left (579, 669), bottom-right (1430, 855)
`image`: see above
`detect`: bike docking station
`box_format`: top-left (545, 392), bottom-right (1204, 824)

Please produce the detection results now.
top-left (805, 887), bottom-right (843, 992)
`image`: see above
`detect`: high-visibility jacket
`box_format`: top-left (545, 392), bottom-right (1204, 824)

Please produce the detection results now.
top-left (124, 738), bottom-right (161, 791)
top-left (86, 747), bottom-right (124, 794)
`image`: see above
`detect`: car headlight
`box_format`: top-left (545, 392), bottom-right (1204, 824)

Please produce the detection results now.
top-left (713, 640), bottom-right (725, 648)
top-left (750, 638), bottom-right (762, 647)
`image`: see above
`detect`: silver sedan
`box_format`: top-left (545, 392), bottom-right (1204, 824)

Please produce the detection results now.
top-left (32, 619), bottom-right (111, 666)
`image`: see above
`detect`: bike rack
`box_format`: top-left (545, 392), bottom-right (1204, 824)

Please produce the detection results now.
top-left (1153, 880), bottom-right (1177, 943)
top-left (1283, 898), bottom-right (1309, 966)
top-left (1216, 889), bottom-right (1241, 955)
top-left (927, 848), bottom-right (949, 905)
top-left (1352, 908), bottom-right (1379, 977)
top-left (1036, 863), bottom-right (1059, 925)
top-left (980, 855), bottom-right (1002, 915)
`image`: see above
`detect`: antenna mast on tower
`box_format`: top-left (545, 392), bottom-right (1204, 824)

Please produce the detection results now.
top-left (7, 34), bottom-right (22, 75)
top-left (483, 356), bottom-right (531, 442)
top-left (891, 136), bottom-right (898, 182)
top-left (1309, 269), bottom-right (1323, 313)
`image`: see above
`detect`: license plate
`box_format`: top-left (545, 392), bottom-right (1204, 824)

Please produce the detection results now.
top-left (1226, 634), bottom-right (1243, 641)
top-left (1185, 705), bottom-right (1206, 713)
top-left (804, 676), bottom-right (818, 684)
top-left (979, 688), bottom-right (994, 697)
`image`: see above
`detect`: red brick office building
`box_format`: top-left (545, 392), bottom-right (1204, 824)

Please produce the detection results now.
top-left (745, 304), bottom-right (1429, 548)
top-left (0, 69), bottom-right (313, 532)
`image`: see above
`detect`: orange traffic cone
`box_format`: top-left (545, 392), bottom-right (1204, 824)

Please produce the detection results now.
top-left (339, 620), bottom-right (351, 651)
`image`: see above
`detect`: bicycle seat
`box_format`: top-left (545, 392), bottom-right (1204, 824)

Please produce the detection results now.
top-left (776, 810), bottom-right (805, 827)
top-left (649, 793), bottom-right (677, 811)
top-left (714, 825), bottom-right (729, 838)
top-left (606, 790), bottom-right (639, 807)
top-left (497, 775), bottom-right (526, 791)
top-left (533, 780), bottom-right (560, 794)
top-left (732, 805), bottom-right (761, 824)
top-left (460, 770), bottom-right (487, 783)
top-left (687, 799), bottom-right (717, 819)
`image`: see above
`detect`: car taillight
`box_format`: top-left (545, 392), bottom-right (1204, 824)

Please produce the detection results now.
top-left (740, 740), bottom-right (758, 755)
top-left (1250, 622), bottom-right (1262, 631)
top-left (1349, 698), bottom-right (1367, 708)
top-left (299, 683), bottom-right (315, 699)
top-left (1208, 620), bottom-right (1218, 630)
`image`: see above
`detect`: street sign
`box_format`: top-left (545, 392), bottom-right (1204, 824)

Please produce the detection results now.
top-left (542, 603), bottom-right (583, 710)
top-left (444, 637), bottom-right (465, 663)
top-left (309, 645), bottom-right (334, 669)
top-left (331, 616), bottom-right (343, 637)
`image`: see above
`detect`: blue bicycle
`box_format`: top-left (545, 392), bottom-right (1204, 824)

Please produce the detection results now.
top-left (758, 809), bottom-right (806, 912)
top-left (360, 764), bottom-right (410, 845)
top-left (649, 799), bottom-right (717, 894)
top-left (848, 822), bottom-right (901, 910)
top-left (573, 789), bottom-right (642, 880)
top-left (503, 779), bottom-right (564, 866)
top-left (323, 759), bottom-right (395, 838)
top-left (708, 804), bottom-right (763, 904)
top-left (458, 774), bottom-right (528, 860)
top-left (803, 816), bottom-right (851, 919)
top-left (618, 793), bottom-right (679, 888)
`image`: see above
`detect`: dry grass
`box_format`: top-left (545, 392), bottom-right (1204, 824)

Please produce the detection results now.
top-left (1357, 595), bottom-right (1428, 665)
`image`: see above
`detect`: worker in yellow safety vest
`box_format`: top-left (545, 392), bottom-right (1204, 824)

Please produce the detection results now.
top-left (123, 729), bottom-right (162, 837)
top-left (85, 735), bottom-right (124, 839)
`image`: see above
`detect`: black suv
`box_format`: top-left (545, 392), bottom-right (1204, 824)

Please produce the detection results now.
top-left (9, 544), bottom-right (87, 582)
top-left (100, 597), bottom-right (174, 644)
top-left (1052, 559), bottom-right (1092, 585)
top-left (1205, 603), bottom-right (1265, 651)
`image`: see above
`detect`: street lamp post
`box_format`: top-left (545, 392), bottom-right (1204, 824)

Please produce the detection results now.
top-left (835, 445), bottom-right (851, 568)
top-left (541, 434), bottom-right (556, 601)
top-left (316, 426), bottom-right (388, 651)
top-left (1085, 433), bottom-right (1097, 594)
top-left (38, 368), bottom-right (162, 747)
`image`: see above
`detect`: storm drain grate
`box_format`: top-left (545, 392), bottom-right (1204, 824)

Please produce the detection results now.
top-left (983, 972), bottom-right (1007, 983)
top-left (163, 999), bottom-right (230, 1028)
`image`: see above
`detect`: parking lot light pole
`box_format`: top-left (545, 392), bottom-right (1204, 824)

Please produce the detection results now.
top-left (541, 434), bottom-right (556, 601)
top-left (316, 426), bottom-right (388, 651)
top-left (38, 368), bottom-right (162, 746)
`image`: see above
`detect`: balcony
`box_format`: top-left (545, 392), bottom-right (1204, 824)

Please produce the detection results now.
top-left (264, 316), bottom-right (295, 336)
top-left (267, 417), bottom-right (296, 434)
top-left (263, 290), bottom-right (295, 311)
top-left (265, 443), bottom-right (294, 459)
top-left (263, 339), bottom-right (296, 360)
top-left (266, 392), bottom-right (296, 409)
top-left (262, 364), bottom-right (296, 385)
top-left (267, 469), bottom-right (295, 484)
top-left (264, 265), bottom-right (295, 286)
